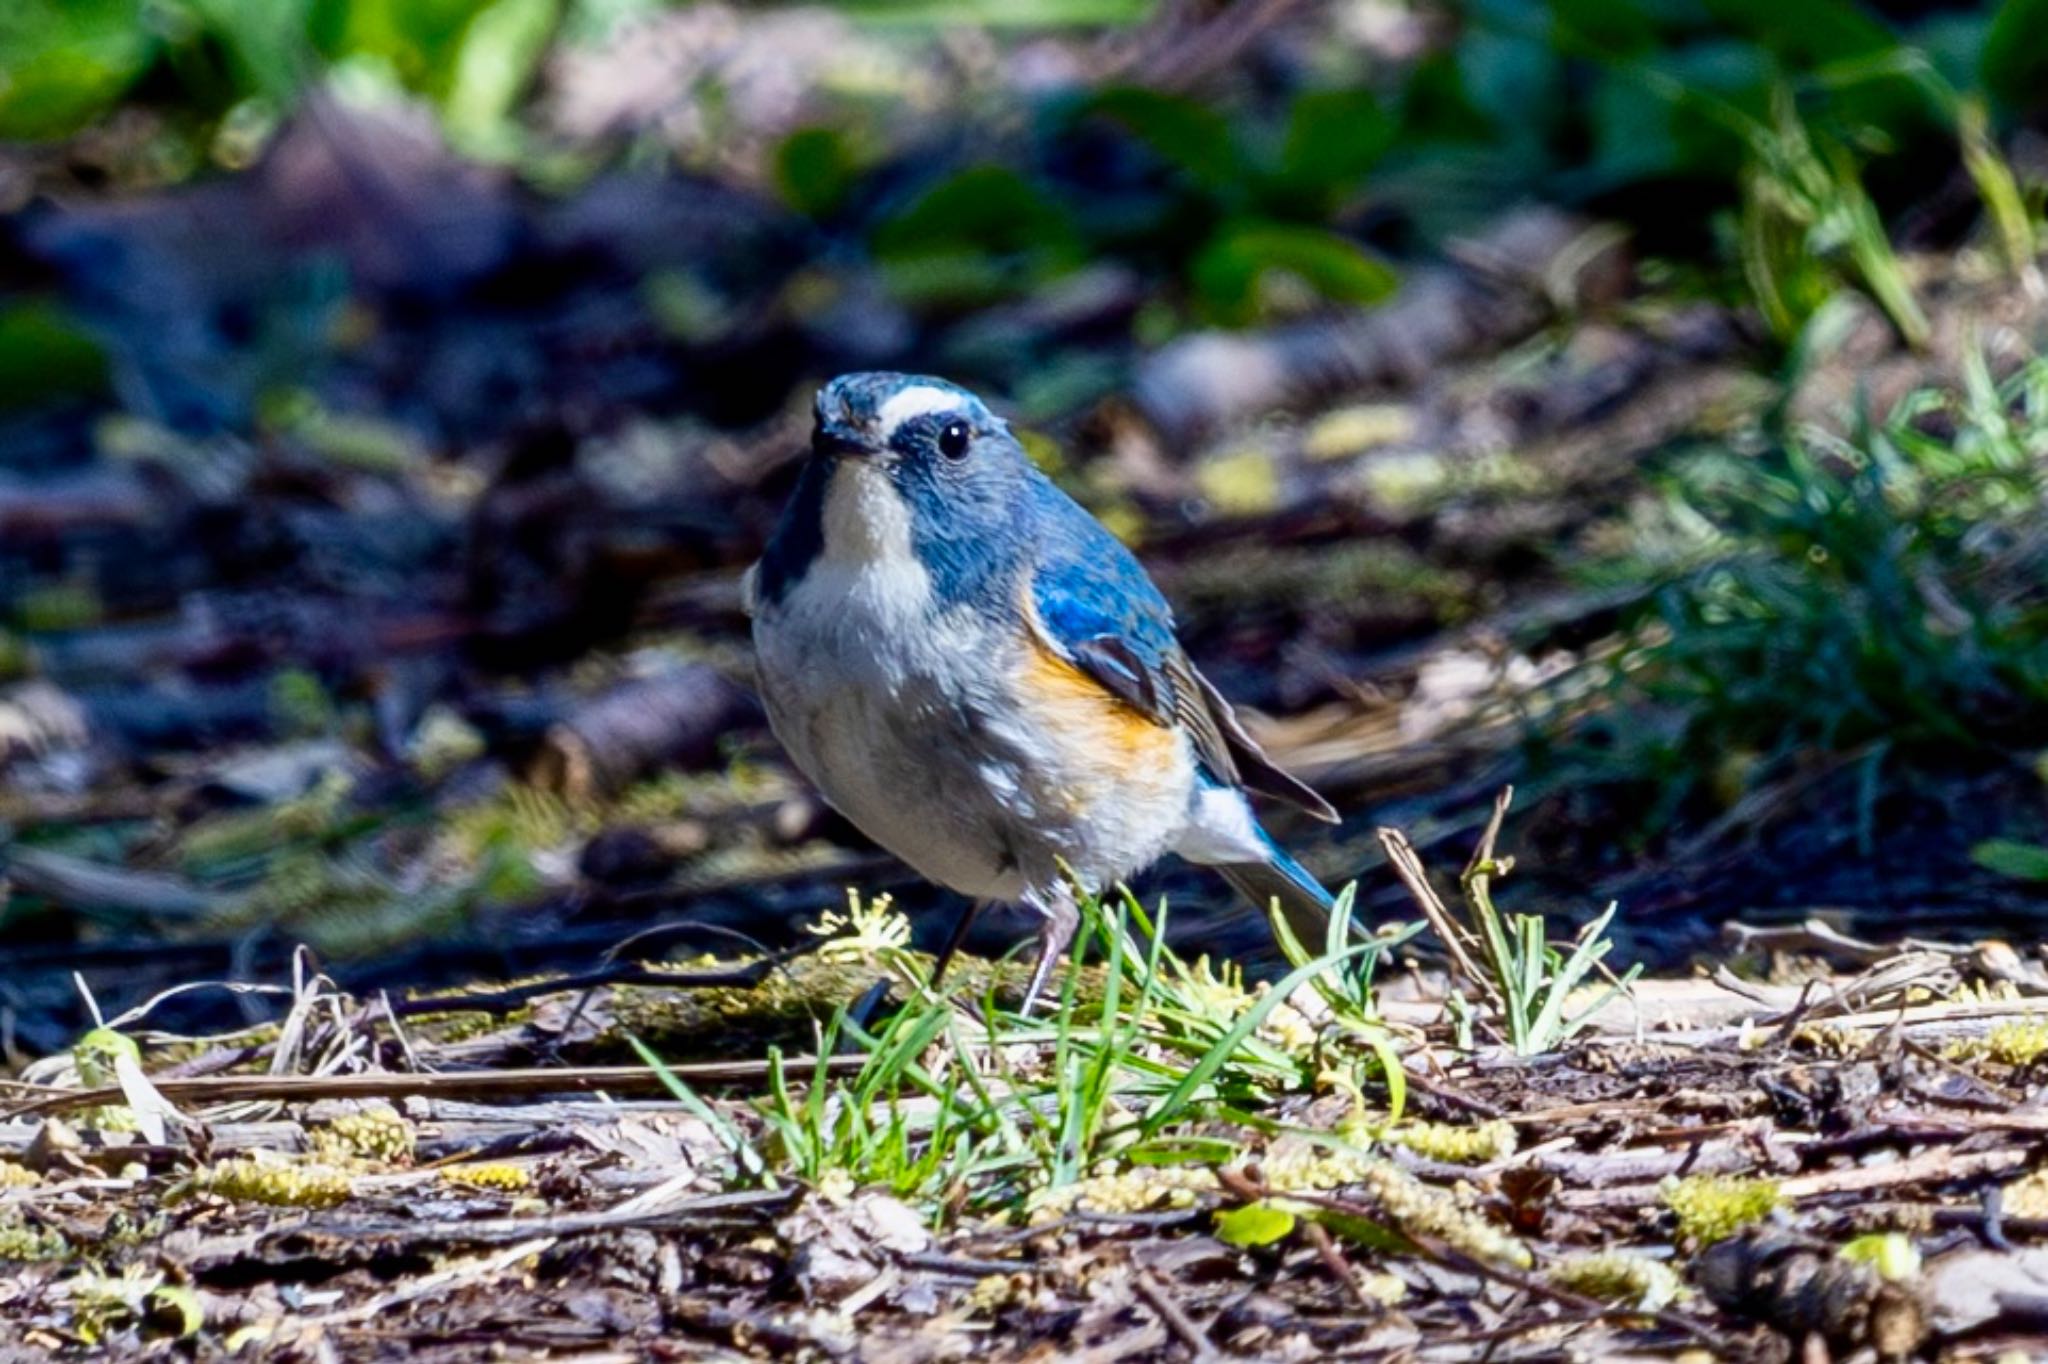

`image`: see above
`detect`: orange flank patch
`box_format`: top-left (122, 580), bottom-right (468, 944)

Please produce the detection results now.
top-left (1016, 636), bottom-right (1185, 816)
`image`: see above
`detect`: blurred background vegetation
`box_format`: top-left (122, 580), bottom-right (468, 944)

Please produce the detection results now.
top-left (3, 0), bottom-right (2047, 1052)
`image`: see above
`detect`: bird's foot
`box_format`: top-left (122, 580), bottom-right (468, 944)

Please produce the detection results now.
top-left (1019, 882), bottom-right (1080, 1016)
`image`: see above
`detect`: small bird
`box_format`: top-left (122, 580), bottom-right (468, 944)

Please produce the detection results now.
top-left (746, 372), bottom-right (1340, 1006)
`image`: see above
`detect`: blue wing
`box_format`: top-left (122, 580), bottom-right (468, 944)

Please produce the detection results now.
top-left (1023, 477), bottom-right (1336, 821)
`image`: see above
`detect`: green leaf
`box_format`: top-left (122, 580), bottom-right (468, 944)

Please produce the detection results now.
top-left (1549, 0), bottom-right (1660, 58)
top-left (1971, 839), bottom-right (2048, 882)
top-left (1139, 938), bottom-right (1384, 1139)
top-left (1213, 1201), bottom-right (1296, 1247)
top-left (837, 0), bottom-right (1155, 25)
top-left (309, 0), bottom-right (495, 96)
top-left (876, 165), bottom-right (1078, 258)
top-left (178, 0), bottom-right (317, 102)
top-left (1278, 88), bottom-right (1394, 196)
top-left (1191, 221), bottom-right (1397, 326)
top-left (1699, 0), bottom-right (1898, 66)
top-left (145, 1284), bottom-right (205, 1339)
top-left (1398, 51), bottom-right (1499, 145)
top-left (775, 127), bottom-right (860, 219)
top-left (0, 0), bottom-right (154, 141)
top-left (1306, 1207), bottom-right (1409, 1253)
top-left (0, 303), bottom-right (108, 409)
top-left (1087, 86), bottom-right (1243, 194)
top-left (1984, 0), bottom-right (2048, 113)
top-left (873, 164), bottom-right (1080, 304)
top-left (1838, 1231), bottom-right (1921, 1281)
top-left (1458, 22), bottom-right (1565, 142)
top-left (443, 0), bottom-right (558, 155)
top-left (627, 1034), bottom-right (770, 1183)
top-left (1580, 41), bottom-right (1767, 190)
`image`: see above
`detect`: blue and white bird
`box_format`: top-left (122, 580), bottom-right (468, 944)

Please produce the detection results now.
top-left (746, 372), bottom-right (1341, 1006)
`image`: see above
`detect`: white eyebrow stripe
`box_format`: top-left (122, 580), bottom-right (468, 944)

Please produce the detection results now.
top-left (876, 385), bottom-right (964, 438)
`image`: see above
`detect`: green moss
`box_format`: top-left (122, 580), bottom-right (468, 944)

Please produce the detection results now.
top-left (72, 1026), bottom-right (140, 1087)
top-left (445, 785), bottom-right (590, 862)
top-left (1954, 1017), bottom-right (2048, 1067)
top-left (441, 1162), bottom-right (531, 1191)
top-left (311, 1106), bottom-right (416, 1166)
top-left (0, 1217), bottom-right (69, 1262)
top-left (269, 668), bottom-right (339, 737)
top-left (173, 1158), bottom-right (353, 1209)
top-left (1662, 1174), bottom-right (1783, 1245)
top-left (14, 579), bottom-right (102, 632)
top-left (1170, 541), bottom-right (1476, 624)
top-left (1258, 1139), bottom-right (1530, 1269)
top-left (1548, 1250), bottom-right (1683, 1309)
top-left (403, 1002), bottom-right (533, 1043)
top-left (1028, 1165), bottom-right (1218, 1221)
top-left (1381, 1119), bottom-right (1518, 1164)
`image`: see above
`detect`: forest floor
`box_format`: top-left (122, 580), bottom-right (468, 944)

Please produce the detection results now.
top-left (8, 5), bottom-right (2048, 1357)
top-left (8, 889), bottom-right (2048, 1361)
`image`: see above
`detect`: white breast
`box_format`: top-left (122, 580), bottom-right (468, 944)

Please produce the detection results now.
top-left (751, 459), bottom-right (1209, 902)
top-left (753, 462), bottom-right (1026, 899)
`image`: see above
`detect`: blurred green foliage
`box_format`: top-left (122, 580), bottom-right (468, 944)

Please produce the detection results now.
top-left (1080, 85), bottom-right (1399, 323)
top-left (4, 0), bottom-right (2044, 337)
top-left (1569, 345), bottom-right (2048, 832)
top-left (874, 164), bottom-right (1087, 306)
top-left (0, 303), bottom-right (109, 408)
top-left (0, 0), bottom-right (560, 146)
top-left (0, 0), bottom-right (155, 141)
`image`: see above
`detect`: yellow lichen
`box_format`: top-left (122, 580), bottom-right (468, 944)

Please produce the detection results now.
top-left (1848, 1202), bottom-right (1936, 1236)
top-left (1948, 1017), bottom-right (2048, 1067)
top-left (2001, 1167), bottom-right (2048, 1220)
top-left (101, 1211), bottom-right (169, 1247)
top-left (1321, 1157), bottom-right (1529, 1269)
top-left (1303, 404), bottom-right (1418, 460)
top-left (440, 1162), bottom-right (532, 1192)
top-left (176, 1158), bottom-right (352, 1209)
top-left (1791, 1023), bottom-right (1871, 1058)
top-left (1254, 1132), bottom-right (1527, 1268)
top-left (1548, 1250), bottom-right (1684, 1309)
top-left (610, 772), bottom-right (711, 823)
top-left (445, 784), bottom-right (589, 862)
top-left (0, 1161), bottom-right (39, 1190)
top-left (1354, 1269), bottom-right (1409, 1306)
top-left (1950, 978), bottom-right (2025, 1005)
top-left (1661, 1175), bottom-right (1783, 1245)
top-left (1261, 1137), bottom-right (1380, 1193)
top-left (1027, 1165), bottom-right (1219, 1222)
top-left (966, 1272), bottom-right (1033, 1315)
top-left (76, 1105), bottom-right (141, 1134)
top-left (1196, 446), bottom-right (1281, 517)
top-left (1381, 1119), bottom-right (1519, 1164)
top-left (311, 1106), bottom-right (417, 1166)
top-left (0, 1217), bottom-right (68, 1262)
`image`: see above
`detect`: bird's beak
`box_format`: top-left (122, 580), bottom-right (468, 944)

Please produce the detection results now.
top-left (812, 421), bottom-right (870, 459)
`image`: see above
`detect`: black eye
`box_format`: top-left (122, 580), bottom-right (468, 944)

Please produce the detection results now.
top-left (938, 420), bottom-right (971, 460)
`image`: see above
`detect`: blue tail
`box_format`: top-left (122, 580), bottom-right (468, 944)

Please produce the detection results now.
top-left (1215, 834), bottom-right (1336, 956)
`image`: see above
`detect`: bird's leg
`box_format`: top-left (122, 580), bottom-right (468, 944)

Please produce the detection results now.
top-left (929, 898), bottom-right (987, 989)
top-left (1020, 881), bottom-right (1080, 1015)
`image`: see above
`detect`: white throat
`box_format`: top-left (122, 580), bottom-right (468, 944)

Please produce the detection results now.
top-left (815, 459), bottom-right (933, 623)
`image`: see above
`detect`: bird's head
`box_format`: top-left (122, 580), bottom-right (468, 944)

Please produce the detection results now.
top-left (812, 371), bottom-right (1017, 474)
top-left (804, 372), bottom-right (1033, 587)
